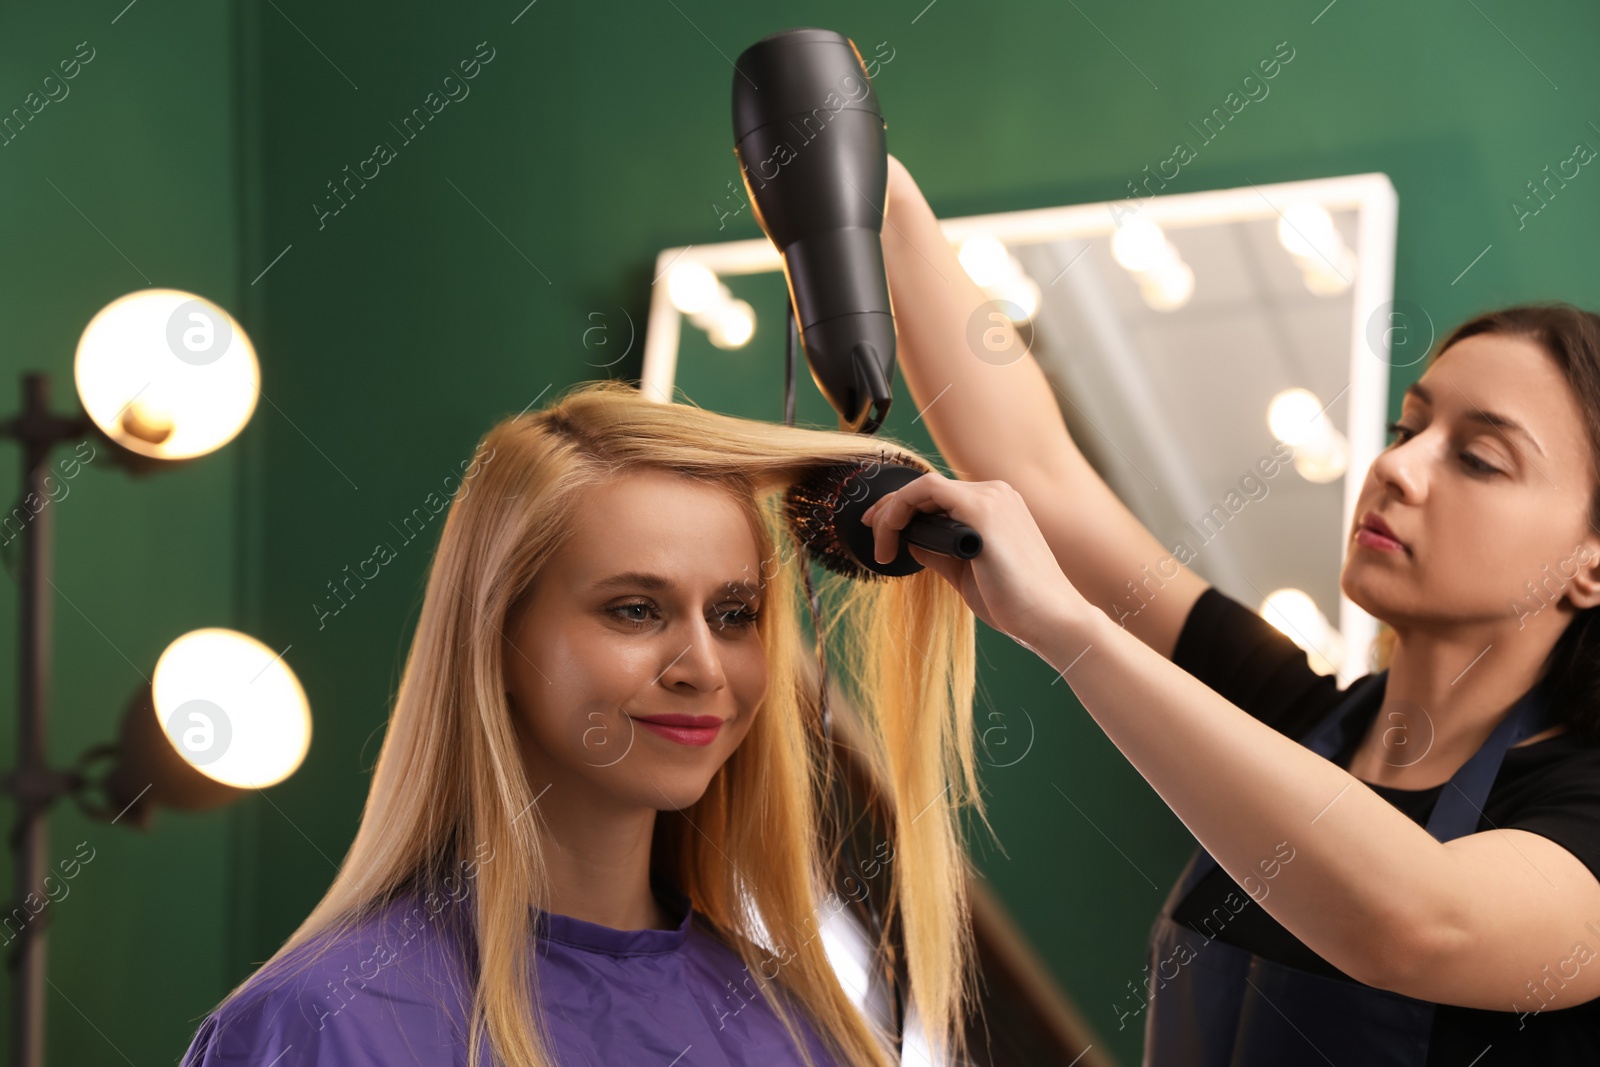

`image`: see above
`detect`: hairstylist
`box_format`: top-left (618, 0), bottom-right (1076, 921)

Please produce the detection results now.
top-left (863, 154), bottom-right (1600, 1066)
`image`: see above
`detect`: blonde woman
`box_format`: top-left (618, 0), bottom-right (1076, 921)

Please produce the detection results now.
top-left (177, 379), bottom-right (986, 1067)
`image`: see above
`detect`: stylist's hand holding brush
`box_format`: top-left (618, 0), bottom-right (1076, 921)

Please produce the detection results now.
top-left (861, 475), bottom-right (1091, 657)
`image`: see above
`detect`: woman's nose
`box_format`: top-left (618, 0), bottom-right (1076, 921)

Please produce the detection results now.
top-left (658, 619), bottom-right (728, 691)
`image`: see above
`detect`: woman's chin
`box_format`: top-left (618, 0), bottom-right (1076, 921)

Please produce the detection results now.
top-left (607, 765), bottom-right (715, 813)
top-left (646, 785), bottom-right (713, 813)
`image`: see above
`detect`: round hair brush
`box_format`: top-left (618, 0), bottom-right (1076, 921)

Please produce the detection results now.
top-left (786, 456), bottom-right (983, 579)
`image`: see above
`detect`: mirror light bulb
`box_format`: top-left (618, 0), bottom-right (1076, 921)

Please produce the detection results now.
top-left (1277, 202), bottom-right (1339, 261)
top-left (1260, 588), bottom-right (1343, 676)
top-left (1268, 388), bottom-right (1327, 447)
top-left (1293, 435), bottom-right (1349, 483)
top-left (959, 236), bottom-right (1011, 287)
top-left (1112, 220), bottom-right (1170, 272)
top-left (667, 262), bottom-right (720, 315)
top-left (1140, 261), bottom-right (1194, 311)
top-left (707, 300), bottom-right (756, 349)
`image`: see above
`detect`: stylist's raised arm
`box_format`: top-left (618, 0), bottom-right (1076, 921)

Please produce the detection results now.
top-left (880, 154), bottom-right (1209, 661)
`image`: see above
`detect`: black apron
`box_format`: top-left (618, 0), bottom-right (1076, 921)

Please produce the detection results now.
top-left (1142, 669), bottom-right (1557, 1067)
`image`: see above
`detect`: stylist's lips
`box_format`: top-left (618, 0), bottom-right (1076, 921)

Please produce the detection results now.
top-left (1355, 511), bottom-right (1408, 554)
top-left (629, 713), bottom-right (724, 747)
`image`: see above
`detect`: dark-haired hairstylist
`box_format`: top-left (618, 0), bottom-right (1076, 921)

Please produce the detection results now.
top-left (863, 155), bottom-right (1600, 1066)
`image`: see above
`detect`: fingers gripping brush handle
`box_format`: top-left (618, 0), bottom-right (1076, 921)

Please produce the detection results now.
top-left (786, 458), bottom-right (983, 579)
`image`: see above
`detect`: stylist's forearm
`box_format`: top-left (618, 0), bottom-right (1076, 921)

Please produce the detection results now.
top-left (880, 166), bottom-right (1076, 486)
top-left (1023, 592), bottom-right (1457, 983)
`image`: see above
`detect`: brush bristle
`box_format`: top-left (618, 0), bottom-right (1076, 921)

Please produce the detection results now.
top-left (785, 450), bottom-right (925, 581)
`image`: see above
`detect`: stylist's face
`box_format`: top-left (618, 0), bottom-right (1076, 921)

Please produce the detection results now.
top-left (503, 470), bottom-right (768, 815)
top-left (1342, 333), bottom-right (1600, 632)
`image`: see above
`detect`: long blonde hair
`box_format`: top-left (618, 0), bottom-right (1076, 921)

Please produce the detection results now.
top-left (213, 379), bottom-right (986, 1066)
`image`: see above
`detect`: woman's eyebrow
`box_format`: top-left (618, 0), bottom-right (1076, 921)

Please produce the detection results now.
top-left (592, 571), bottom-right (760, 596)
top-left (593, 571), bottom-right (672, 591)
top-left (1404, 381), bottom-right (1545, 458)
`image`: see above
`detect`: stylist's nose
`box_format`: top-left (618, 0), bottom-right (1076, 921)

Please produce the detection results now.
top-left (1369, 431), bottom-right (1426, 505)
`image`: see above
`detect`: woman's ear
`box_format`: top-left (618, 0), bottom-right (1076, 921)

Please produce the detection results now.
top-left (1564, 539), bottom-right (1600, 610)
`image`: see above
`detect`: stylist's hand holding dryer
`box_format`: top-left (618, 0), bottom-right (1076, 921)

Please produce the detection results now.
top-left (866, 153), bottom-right (1600, 1066)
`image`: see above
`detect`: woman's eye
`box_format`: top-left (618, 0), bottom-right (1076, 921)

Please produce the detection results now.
top-left (610, 602), bottom-right (657, 627)
top-left (716, 607), bottom-right (761, 630)
top-left (609, 602), bottom-right (760, 631)
top-left (1459, 451), bottom-right (1501, 476)
top-left (1384, 420), bottom-right (1414, 445)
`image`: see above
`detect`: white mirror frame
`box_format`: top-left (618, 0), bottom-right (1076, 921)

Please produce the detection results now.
top-left (642, 172), bottom-right (1399, 687)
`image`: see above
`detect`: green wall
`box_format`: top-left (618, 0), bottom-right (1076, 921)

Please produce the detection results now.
top-left (1, 1), bottom-right (1597, 1064)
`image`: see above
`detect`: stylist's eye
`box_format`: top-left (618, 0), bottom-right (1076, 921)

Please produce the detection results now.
top-left (1384, 420), bottom-right (1414, 445)
top-left (1385, 421), bottom-right (1502, 476)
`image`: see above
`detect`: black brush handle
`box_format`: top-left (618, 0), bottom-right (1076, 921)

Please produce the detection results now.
top-left (902, 512), bottom-right (983, 560)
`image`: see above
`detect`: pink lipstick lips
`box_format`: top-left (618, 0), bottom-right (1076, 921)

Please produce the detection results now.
top-left (629, 713), bottom-right (724, 747)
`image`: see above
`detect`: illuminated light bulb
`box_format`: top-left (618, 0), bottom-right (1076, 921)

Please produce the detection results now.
top-left (75, 289), bottom-right (259, 460)
top-left (1292, 432), bottom-right (1349, 483)
top-left (1260, 589), bottom-right (1343, 676)
top-left (1301, 246), bottom-right (1357, 296)
top-left (706, 300), bottom-right (756, 349)
top-left (151, 628), bottom-right (311, 789)
top-left (996, 274), bottom-right (1041, 322)
top-left (1139, 261), bottom-right (1194, 311)
top-left (667, 262), bottom-right (720, 314)
top-left (959, 236), bottom-right (1011, 287)
top-left (1302, 266), bottom-right (1349, 296)
top-left (1277, 202), bottom-right (1339, 262)
top-left (121, 392), bottom-right (178, 446)
top-left (1267, 388), bottom-right (1329, 447)
top-left (1111, 219), bottom-right (1170, 272)
top-left (1271, 387), bottom-right (1350, 482)
top-left (685, 280), bottom-right (752, 349)
top-left (960, 239), bottom-right (1042, 324)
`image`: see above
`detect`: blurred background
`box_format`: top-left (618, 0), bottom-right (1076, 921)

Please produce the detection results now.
top-left (0, 1), bottom-right (1596, 1064)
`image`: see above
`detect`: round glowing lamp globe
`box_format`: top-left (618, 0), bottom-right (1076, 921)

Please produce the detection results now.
top-left (74, 289), bottom-right (260, 460)
top-left (151, 628), bottom-right (311, 789)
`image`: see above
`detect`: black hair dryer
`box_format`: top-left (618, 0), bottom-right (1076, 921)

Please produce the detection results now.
top-left (732, 28), bottom-right (896, 435)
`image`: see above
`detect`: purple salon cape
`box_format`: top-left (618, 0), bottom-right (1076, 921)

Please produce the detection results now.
top-left (177, 879), bottom-right (843, 1066)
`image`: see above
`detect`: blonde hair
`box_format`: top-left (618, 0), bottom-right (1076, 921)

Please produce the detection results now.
top-left (209, 379), bottom-right (986, 1066)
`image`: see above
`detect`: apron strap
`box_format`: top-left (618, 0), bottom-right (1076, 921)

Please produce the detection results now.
top-left (1170, 669), bottom-right (1558, 900)
top-left (1425, 676), bottom-right (1557, 840)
